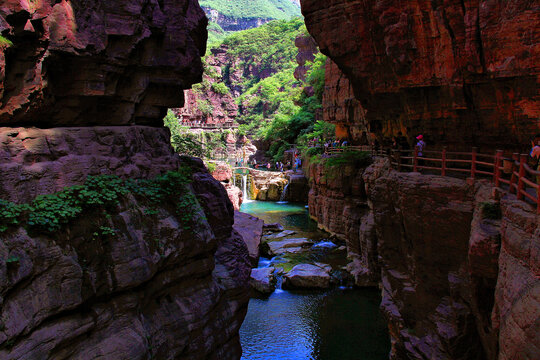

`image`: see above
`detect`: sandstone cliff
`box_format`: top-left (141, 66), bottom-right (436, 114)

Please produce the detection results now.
top-left (0, 1), bottom-right (251, 358)
top-left (305, 157), bottom-right (539, 359)
top-left (301, 0), bottom-right (540, 151)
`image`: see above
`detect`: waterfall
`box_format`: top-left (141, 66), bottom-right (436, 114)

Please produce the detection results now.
top-left (278, 183), bottom-right (289, 202)
top-left (242, 174), bottom-right (252, 203)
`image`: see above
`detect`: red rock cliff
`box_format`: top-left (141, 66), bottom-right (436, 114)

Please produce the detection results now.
top-left (301, 0), bottom-right (540, 151)
top-left (0, 1), bottom-right (251, 358)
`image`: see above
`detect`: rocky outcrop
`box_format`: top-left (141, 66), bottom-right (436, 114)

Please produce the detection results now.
top-left (0, 0), bottom-right (252, 358)
top-left (224, 183), bottom-right (243, 211)
top-left (493, 197), bottom-right (540, 360)
top-left (284, 172), bottom-right (309, 202)
top-left (293, 33), bottom-right (317, 82)
top-left (305, 157), bottom-right (379, 286)
top-left (301, 0), bottom-right (540, 151)
top-left (0, 0), bottom-right (207, 127)
top-left (282, 263), bottom-right (332, 289)
top-left (0, 126), bottom-right (180, 203)
top-left (233, 211), bottom-right (264, 266)
top-left (249, 169), bottom-right (288, 201)
top-left (323, 59), bottom-right (368, 142)
top-left (249, 267), bottom-right (276, 294)
top-left (0, 159), bottom-right (251, 359)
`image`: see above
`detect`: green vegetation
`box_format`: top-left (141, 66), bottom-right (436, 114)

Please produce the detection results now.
top-left (211, 81), bottom-right (230, 95)
top-left (0, 35), bottom-right (12, 48)
top-left (208, 21), bottom-right (227, 45)
top-left (203, 18), bottom-right (330, 161)
top-left (200, 0), bottom-right (300, 21)
top-left (480, 202), bottom-right (502, 220)
top-left (324, 150), bottom-right (372, 169)
top-left (0, 166), bottom-right (202, 234)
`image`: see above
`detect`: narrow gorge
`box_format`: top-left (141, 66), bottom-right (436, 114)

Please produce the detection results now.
top-left (0, 0), bottom-right (539, 360)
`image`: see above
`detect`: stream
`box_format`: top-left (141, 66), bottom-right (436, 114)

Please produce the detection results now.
top-left (239, 201), bottom-right (390, 360)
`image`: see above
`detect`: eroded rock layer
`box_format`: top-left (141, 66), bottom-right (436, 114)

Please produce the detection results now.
top-left (0, 0), bottom-right (207, 126)
top-left (0, 1), bottom-right (251, 359)
top-left (302, 0), bottom-right (540, 150)
top-left (0, 160), bottom-right (251, 359)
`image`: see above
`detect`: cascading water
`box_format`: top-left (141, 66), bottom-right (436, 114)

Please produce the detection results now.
top-left (242, 174), bottom-right (253, 203)
top-left (277, 182), bottom-right (289, 203)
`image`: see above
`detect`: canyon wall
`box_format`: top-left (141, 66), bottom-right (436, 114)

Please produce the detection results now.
top-left (305, 157), bottom-right (539, 359)
top-left (302, 0), bottom-right (540, 151)
top-left (0, 0), bottom-right (251, 358)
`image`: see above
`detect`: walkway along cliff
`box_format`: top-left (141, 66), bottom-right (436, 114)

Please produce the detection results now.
top-left (0, 1), bottom-right (250, 359)
top-left (301, 1), bottom-right (540, 359)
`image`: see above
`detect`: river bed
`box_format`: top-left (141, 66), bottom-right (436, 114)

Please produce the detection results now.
top-left (239, 201), bottom-right (390, 360)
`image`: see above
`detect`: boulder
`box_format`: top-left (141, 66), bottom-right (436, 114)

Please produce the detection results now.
top-left (266, 238), bottom-right (313, 256)
top-left (265, 230), bottom-right (296, 239)
top-left (250, 267), bottom-right (276, 294)
top-left (282, 263), bottom-right (332, 289)
top-left (224, 183), bottom-right (243, 211)
top-left (210, 161), bottom-right (233, 182)
top-left (233, 211), bottom-right (264, 266)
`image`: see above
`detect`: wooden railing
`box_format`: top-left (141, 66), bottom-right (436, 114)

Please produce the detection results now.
top-left (323, 145), bottom-right (540, 214)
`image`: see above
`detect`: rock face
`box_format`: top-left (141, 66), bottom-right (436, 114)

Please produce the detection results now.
top-left (0, 0), bottom-right (207, 126)
top-left (282, 263), bottom-right (332, 289)
top-left (304, 157), bottom-right (379, 286)
top-left (249, 267), bottom-right (276, 294)
top-left (294, 33), bottom-right (317, 82)
top-left (306, 156), bottom-right (539, 359)
top-left (323, 59), bottom-right (368, 142)
top-left (0, 1), bottom-right (252, 358)
top-left (233, 211), bottom-right (264, 266)
top-left (301, 0), bottom-right (540, 151)
top-left (0, 160), bottom-right (251, 359)
top-left (250, 169), bottom-right (288, 201)
top-left (224, 183), bottom-right (243, 211)
top-left (0, 126), bottom-right (181, 203)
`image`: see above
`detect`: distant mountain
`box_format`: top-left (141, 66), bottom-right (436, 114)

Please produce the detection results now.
top-left (200, 0), bottom-right (301, 32)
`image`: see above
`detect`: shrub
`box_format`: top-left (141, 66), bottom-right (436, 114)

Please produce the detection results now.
top-left (212, 82), bottom-right (230, 95)
top-left (480, 202), bottom-right (501, 220)
top-left (324, 151), bottom-right (372, 169)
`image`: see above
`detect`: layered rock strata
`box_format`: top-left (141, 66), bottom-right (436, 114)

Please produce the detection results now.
top-left (0, 0), bottom-right (207, 126)
top-left (0, 0), bottom-right (251, 358)
top-left (0, 159), bottom-right (251, 359)
top-left (301, 0), bottom-right (540, 150)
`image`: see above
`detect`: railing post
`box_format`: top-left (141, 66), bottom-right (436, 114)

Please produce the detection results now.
top-left (470, 147), bottom-right (477, 180)
top-left (494, 150), bottom-right (502, 187)
top-left (397, 150), bottom-right (402, 172)
top-left (517, 154), bottom-right (526, 200)
top-left (509, 153), bottom-right (519, 194)
top-left (413, 146), bottom-right (418, 172)
top-left (441, 146), bottom-right (447, 176)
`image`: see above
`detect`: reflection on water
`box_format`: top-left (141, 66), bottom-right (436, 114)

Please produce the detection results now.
top-left (240, 201), bottom-right (324, 240)
top-left (240, 288), bottom-right (389, 360)
top-left (239, 201), bottom-right (390, 360)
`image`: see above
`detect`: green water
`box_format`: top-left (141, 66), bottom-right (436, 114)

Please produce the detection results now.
top-left (239, 201), bottom-right (390, 360)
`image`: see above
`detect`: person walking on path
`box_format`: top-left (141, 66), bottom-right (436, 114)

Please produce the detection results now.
top-left (530, 134), bottom-right (540, 190)
top-left (416, 135), bottom-right (426, 168)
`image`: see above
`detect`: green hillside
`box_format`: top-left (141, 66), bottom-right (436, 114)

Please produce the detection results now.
top-left (200, 0), bottom-right (301, 20)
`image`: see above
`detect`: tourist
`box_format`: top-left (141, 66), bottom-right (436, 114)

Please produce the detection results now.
top-left (267, 162), bottom-right (271, 170)
top-left (415, 134), bottom-right (426, 168)
top-left (530, 133), bottom-right (540, 188)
